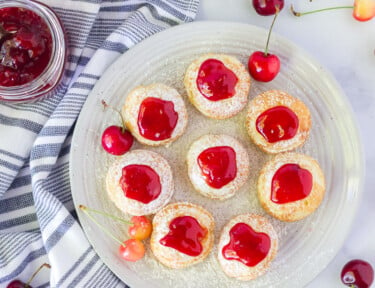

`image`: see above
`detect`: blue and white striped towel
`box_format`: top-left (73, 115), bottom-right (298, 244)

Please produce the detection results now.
top-left (0, 0), bottom-right (199, 286)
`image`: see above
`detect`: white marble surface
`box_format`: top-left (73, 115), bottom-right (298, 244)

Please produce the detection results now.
top-left (195, 0), bottom-right (375, 287)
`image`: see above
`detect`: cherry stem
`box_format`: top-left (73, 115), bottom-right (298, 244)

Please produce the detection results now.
top-left (101, 100), bottom-right (127, 134)
top-left (79, 205), bottom-right (132, 225)
top-left (25, 263), bottom-right (51, 288)
top-left (290, 4), bottom-right (354, 17)
top-left (264, 6), bottom-right (280, 56)
top-left (79, 205), bottom-right (125, 247)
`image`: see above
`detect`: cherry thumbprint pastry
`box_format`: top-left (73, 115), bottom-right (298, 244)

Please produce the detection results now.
top-left (184, 54), bottom-right (251, 119)
top-left (150, 202), bottom-right (215, 269)
top-left (257, 153), bottom-right (325, 222)
top-left (106, 150), bottom-right (174, 216)
top-left (187, 134), bottom-right (250, 200)
top-left (218, 214), bottom-right (278, 281)
top-left (246, 90), bottom-right (311, 154)
top-left (122, 83), bottom-right (188, 146)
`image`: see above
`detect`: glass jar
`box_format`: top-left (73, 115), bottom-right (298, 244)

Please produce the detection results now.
top-left (0, 0), bottom-right (67, 102)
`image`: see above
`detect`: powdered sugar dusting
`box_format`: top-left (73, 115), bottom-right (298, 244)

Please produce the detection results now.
top-left (106, 149), bottom-right (174, 215)
top-left (187, 134), bottom-right (250, 200)
top-left (246, 90), bottom-right (311, 154)
top-left (258, 153), bottom-right (325, 222)
top-left (150, 202), bottom-right (215, 269)
top-left (217, 214), bottom-right (278, 281)
top-left (74, 20), bottom-right (360, 287)
top-left (184, 54), bottom-right (251, 119)
top-left (92, 50), bottom-right (319, 287)
top-left (121, 83), bottom-right (188, 146)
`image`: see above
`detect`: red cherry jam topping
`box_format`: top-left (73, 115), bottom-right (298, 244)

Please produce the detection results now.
top-left (222, 223), bottom-right (271, 267)
top-left (137, 97), bottom-right (178, 141)
top-left (271, 164), bottom-right (313, 204)
top-left (196, 59), bottom-right (238, 101)
top-left (256, 106), bottom-right (299, 143)
top-left (0, 7), bottom-right (52, 86)
top-left (160, 216), bottom-right (207, 257)
top-left (197, 146), bottom-right (237, 189)
top-left (119, 164), bottom-right (161, 204)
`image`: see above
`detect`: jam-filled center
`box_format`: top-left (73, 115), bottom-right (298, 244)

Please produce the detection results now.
top-left (196, 59), bottom-right (238, 101)
top-left (159, 216), bottom-right (207, 257)
top-left (0, 7), bottom-right (53, 86)
top-left (222, 222), bottom-right (271, 267)
top-left (271, 163), bottom-right (313, 204)
top-left (119, 164), bottom-right (161, 204)
top-left (197, 146), bottom-right (237, 189)
top-left (256, 106), bottom-right (299, 143)
top-left (137, 97), bottom-right (178, 141)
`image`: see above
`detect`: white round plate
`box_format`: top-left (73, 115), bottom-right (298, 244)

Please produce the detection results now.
top-left (70, 21), bottom-right (364, 288)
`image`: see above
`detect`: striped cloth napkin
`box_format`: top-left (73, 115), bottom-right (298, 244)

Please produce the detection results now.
top-left (0, 0), bottom-right (199, 286)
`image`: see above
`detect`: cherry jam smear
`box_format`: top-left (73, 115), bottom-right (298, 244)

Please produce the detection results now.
top-left (271, 163), bottom-right (313, 204)
top-left (160, 216), bottom-right (207, 256)
top-left (120, 164), bottom-right (162, 204)
top-left (137, 97), bottom-right (178, 141)
top-left (256, 106), bottom-right (299, 143)
top-left (0, 7), bottom-right (53, 86)
top-left (197, 146), bottom-right (237, 189)
top-left (222, 222), bottom-right (271, 267)
top-left (196, 59), bottom-right (238, 101)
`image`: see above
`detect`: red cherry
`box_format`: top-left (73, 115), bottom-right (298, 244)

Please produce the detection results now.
top-left (101, 100), bottom-right (134, 156)
top-left (101, 125), bottom-right (134, 155)
top-left (248, 51), bottom-right (280, 82)
top-left (7, 263), bottom-right (50, 288)
top-left (128, 215), bottom-right (153, 240)
top-left (119, 239), bottom-right (145, 262)
top-left (341, 259), bottom-right (374, 288)
top-left (252, 0), bottom-right (284, 16)
top-left (6, 280), bottom-right (30, 288)
top-left (248, 6), bottom-right (280, 82)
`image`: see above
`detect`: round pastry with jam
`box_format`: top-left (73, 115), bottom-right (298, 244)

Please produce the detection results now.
top-left (106, 149), bottom-right (174, 215)
top-left (246, 90), bottom-right (311, 153)
top-left (184, 54), bottom-right (251, 119)
top-left (122, 83), bottom-right (188, 146)
top-left (257, 153), bottom-right (325, 222)
top-left (217, 214), bottom-right (278, 281)
top-left (150, 202), bottom-right (215, 269)
top-left (186, 134), bottom-right (250, 200)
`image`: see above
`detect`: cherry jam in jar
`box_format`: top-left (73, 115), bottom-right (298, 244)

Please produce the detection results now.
top-left (0, 0), bottom-right (66, 102)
